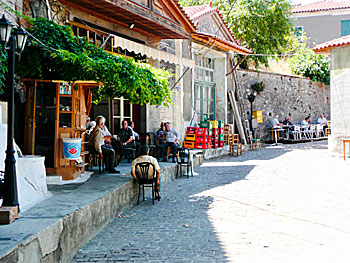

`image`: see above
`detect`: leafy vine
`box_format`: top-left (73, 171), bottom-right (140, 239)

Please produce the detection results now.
top-left (17, 18), bottom-right (172, 106)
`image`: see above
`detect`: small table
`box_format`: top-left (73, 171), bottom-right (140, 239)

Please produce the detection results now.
top-left (272, 128), bottom-right (284, 145)
top-left (343, 139), bottom-right (350, 160)
top-left (184, 149), bottom-right (202, 176)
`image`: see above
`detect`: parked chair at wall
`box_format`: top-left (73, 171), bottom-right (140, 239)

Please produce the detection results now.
top-left (229, 134), bottom-right (243, 157)
top-left (248, 131), bottom-right (261, 150)
top-left (135, 162), bottom-right (157, 205)
top-left (176, 148), bottom-right (192, 179)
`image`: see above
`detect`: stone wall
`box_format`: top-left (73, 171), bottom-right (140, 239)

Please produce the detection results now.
top-left (235, 69), bottom-right (330, 142)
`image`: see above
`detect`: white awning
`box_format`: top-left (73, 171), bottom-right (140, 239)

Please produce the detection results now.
top-left (114, 36), bottom-right (195, 68)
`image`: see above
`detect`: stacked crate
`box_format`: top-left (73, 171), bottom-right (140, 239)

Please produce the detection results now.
top-left (200, 121), bottom-right (213, 148)
top-left (224, 124), bottom-right (234, 145)
top-left (184, 127), bottom-right (210, 149)
top-left (184, 127), bottom-right (197, 149)
top-left (218, 120), bottom-right (225, 147)
top-left (195, 128), bottom-right (209, 149)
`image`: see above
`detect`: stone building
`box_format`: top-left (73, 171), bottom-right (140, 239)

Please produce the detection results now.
top-left (314, 35), bottom-right (350, 156)
top-left (292, 0), bottom-right (350, 48)
top-left (182, 3), bottom-right (251, 132)
top-left (235, 69), bottom-right (330, 142)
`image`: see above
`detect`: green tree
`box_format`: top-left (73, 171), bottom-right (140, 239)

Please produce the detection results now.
top-left (179, 0), bottom-right (293, 67)
top-left (287, 35), bottom-right (330, 85)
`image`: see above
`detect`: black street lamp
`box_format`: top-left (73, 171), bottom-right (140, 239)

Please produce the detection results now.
top-left (0, 14), bottom-right (27, 211)
top-left (246, 89), bottom-right (257, 138)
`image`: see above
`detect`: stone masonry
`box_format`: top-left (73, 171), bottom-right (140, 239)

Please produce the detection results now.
top-left (235, 69), bottom-right (330, 142)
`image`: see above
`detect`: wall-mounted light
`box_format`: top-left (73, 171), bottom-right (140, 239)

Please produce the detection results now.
top-left (128, 21), bottom-right (135, 29)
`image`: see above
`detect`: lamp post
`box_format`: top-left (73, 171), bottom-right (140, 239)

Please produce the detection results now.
top-left (246, 89), bottom-right (257, 138)
top-left (0, 14), bottom-right (27, 211)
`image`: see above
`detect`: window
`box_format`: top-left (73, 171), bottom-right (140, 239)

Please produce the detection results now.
top-left (294, 26), bottom-right (303, 42)
top-left (194, 82), bottom-right (215, 122)
top-left (341, 20), bottom-right (350, 36)
top-left (112, 98), bottom-right (133, 133)
top-left (194, 54), bottom-right (216, 121)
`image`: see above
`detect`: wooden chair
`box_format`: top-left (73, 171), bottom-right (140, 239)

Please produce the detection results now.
top-left (135, 162), bottom-right (157, 205)
top-left (325, 121), bottom-right (331, 136)
top-left (88, 145), bottom-right (104, 174)
top-left (229, 134), bottom-right (242, 157)
top-left (248, 131), bottom-right (261, 150)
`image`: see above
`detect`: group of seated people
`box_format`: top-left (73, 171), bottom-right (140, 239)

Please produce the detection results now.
top-left (86, 116), bottom-right (182, 174)
top-left (272, 113), bottom-right (329, 139)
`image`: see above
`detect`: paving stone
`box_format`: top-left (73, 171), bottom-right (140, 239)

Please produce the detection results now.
top-left (73, 141), bottom-right (350, 262)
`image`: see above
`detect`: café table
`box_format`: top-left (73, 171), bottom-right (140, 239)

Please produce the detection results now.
top-left (183, 149), bottom-right (202, 176)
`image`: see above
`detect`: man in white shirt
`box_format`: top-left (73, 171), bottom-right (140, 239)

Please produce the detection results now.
top-left (272, 115), bottom-right (283, 129)
top-left (272, 115), bottom-right (284, 139)
top-left (317, 114), bottom-right (328, 125)
top-left (160, 122), bottom-right (180, 163)
top-left (131, 145), bottom-right (161, 201)
top-left (317, 114), bottom-right (328, 132)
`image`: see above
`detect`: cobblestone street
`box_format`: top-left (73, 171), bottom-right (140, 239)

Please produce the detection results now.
top-left (73, 141), bottom-right (350, 263)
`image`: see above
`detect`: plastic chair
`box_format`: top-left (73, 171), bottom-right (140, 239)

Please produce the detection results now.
top-left (135, 162), bottom-right (157, 205)
top-left (176, 148), bottom-right (192, 179)
top-left (292, 125), bottom-right (301, 140)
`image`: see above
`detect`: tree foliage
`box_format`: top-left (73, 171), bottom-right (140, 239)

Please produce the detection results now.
top-left (16, 18), bottom-right (172, 105)
top-left (179, 0), bottom-right (293, 67)
top-left (287, 36), bottom-right (330, 85)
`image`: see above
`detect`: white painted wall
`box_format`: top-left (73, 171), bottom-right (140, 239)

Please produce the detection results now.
top-left (329, 45), bottom-right (350, 155)
top-left (0, 124), bottom-right (50, 212)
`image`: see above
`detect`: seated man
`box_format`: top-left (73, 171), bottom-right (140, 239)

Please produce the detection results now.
top-left (128, 120), bottom-right (141, 156)
top-left (317, 114), bottom-right (328, 132)
top-left (131, 145), bottom-right (161, 200)
top-left (272, 115), bottom-right (284, 138)
top-left (89, 116), bottom-right (119, 173)
top-left (115, 119), bottom-right (136, 163)
top-left (160, 122), bottom-right (180, 162)
top-left (301, 115), bottom-right (312, 128)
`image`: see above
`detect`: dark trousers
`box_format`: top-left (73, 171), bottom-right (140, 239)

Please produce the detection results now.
top-left (160, 142), bottom-right (178, 160)
top-left (101, 146), bottom-right (115, 170)
top-left (113, 141), bottom-right (136, 162)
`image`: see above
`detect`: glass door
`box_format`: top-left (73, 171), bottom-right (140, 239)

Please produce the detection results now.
top-left (34, 82), bottom-right (57, 167)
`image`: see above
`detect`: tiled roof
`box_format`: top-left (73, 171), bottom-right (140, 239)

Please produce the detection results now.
top-left (314, 35), bottom-right (350, 53)
top-left (172, 0), bottom-right (197, 31)
top-left (292, 0), bottom-right (350, 13)
top-left (193, 32), bottom-right (252, 54)
top-left (183, 4), bottom-right (216, 21)
top-left (183, 4), bottom-right (239, 44)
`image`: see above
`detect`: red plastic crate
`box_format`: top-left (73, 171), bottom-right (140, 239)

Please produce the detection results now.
top-left (212, 134), bottom-right (219, 140)
top-left (212, 140), bottom-right (219, 148)
top-left (208, 141), bottom-right (212, 149)
top-left (196, 135), bottom-right (209, 143)
top-left (219, 141), bottom-right (224, 147)
top-left (186, 127), bottom-right (198, 134)
top-left (212, 128), bottom-right (219, 135)
top-left (196, 128), bottom-right (208, 136)
top-left (196, 142), bottom-right (208, 149)
top-left (219, 127), bottom-right (224, 134)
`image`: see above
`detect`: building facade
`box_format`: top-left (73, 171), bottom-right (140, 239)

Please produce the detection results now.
top-left (292, 1), bottom-right (350, 47)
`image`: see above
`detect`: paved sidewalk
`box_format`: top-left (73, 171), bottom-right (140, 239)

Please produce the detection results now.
top-left (73, 141), bottom-right (350, 263)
